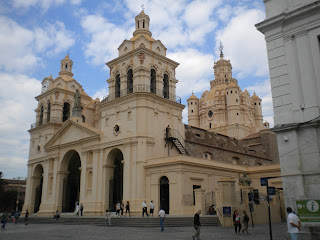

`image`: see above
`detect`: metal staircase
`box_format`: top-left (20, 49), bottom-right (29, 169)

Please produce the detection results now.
top-left (165, 128), bottom-right (196, 157)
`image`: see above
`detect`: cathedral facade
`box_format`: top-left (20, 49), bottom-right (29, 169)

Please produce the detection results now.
top-left (187, 48), bottom-right (269, 139)
top-left (23, 11), bottom-right (282, 220)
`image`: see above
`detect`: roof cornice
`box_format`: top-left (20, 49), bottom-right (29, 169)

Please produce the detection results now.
top-left (256, 1), bottom-right (320, 33)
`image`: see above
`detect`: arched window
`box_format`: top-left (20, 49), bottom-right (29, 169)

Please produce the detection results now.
top-left (63, 102), bottom-right (70, 122)
top-left (47, 102), bottom-right (51, 122)
top-left (143, 20), bottom-right (145, 28)
top-left (163, 74), bottom-right (169, 99)
top-left (138, 21), bottom-right (139, 29)
top-left (115, 74), bottom-right (120, 98)
top-left (150, 69), bottom-right (156, 94)
top-left (65, 64), bottom-right (68, 70)
top-left (82, 115), bottom-right (85, 123)
top-left (209, 123), bottom-right (212, 128)
top-left (127, 69), bottom-right (133, 94)
top-left (39, 105), bottom-right (44, 125)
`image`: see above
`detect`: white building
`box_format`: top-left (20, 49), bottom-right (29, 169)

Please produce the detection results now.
top-left (256, 0), bottom-right (320, 237)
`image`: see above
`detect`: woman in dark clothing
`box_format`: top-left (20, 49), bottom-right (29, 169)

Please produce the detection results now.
top-left (233, 210), bottom-right (241, 234)
top-left (25, 210), bottom-right (29, 225)
top-left (125, 201), bottom-right (130, 217)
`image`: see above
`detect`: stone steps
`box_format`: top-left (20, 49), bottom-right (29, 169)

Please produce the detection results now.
top-left (28, 215), bottom-right (220, 227)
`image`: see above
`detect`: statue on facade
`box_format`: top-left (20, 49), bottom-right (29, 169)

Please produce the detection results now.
top-left (74, 89), bottom-right (81, 108)
top-left (239, 172), bottom-right (252, 186)
top-left (72, 89), bottom-right (82, 118)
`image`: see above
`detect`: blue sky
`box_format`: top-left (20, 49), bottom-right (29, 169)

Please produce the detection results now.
top-left (0, 0), bottom-right (273, 179)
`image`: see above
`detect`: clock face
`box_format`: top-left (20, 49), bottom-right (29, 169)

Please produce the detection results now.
top-left (42, 80), bottom-right (49, 93)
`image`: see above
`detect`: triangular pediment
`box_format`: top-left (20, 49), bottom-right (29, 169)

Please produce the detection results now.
top-left (45, 118), bottom-right (100, 150)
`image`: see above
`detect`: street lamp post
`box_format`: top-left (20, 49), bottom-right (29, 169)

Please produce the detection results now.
top-left (15, 177), bottom-right (22, 211)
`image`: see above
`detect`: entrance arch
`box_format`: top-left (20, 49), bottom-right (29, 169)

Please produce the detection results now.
top-left (33, 164), bottom-right (44, 213)
top-left (107, 149), bottom-right (123, 211)
top-left (160, 176), bottom-right (169, 214)
top-left (61, 150), bottom-right (81, 212)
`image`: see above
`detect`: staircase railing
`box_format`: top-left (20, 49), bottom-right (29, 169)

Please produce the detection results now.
top-left (165, 128), bottom-right (197, 157)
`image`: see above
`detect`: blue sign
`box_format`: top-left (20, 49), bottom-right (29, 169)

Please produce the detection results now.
top-left (223, 207), bottom-right (232, 216)
top-left (268, 187), bottom-right (276, 195)
top-left (260, 178), bottom-right (267, 186)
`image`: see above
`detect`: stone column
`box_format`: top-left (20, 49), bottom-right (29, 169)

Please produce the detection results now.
top-left (55, 171), bottom-right (68, 213)
top-left (217, 178), bottom-right (236, 227)
top-left (194, 189), bottom-right (206, 215)
top-left (102, 163), bottom-right (114, 212)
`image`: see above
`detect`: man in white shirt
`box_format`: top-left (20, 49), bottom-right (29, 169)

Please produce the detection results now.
top-left (150, 200), bottom-right (155, 216)
top-left (287, 207), bottom-right (301, 240)
top-left (142, 201), bottom-right (149, 217)
top-left (158, 208), bottom-right (166, 231)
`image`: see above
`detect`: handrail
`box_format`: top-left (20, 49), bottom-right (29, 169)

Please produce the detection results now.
top-left (102, 84), bottom-right (181, 104)
top-left (217, 207), bottom-right (222, 217)
top-left (166, 128), bottom-right (197, 157)
top-left (30, 117), bottom-right (63, 129)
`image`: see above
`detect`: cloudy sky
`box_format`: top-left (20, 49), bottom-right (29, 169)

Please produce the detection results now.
top-left (0, 0), bottom-right (273, 179)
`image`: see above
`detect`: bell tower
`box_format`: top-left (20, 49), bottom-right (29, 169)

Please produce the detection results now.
top-left (133, 10), bottom-right (151, 37)
top-left (59, 54), bottom-right (73, 77)
top-left (102, 10), bottom-right (184, 213)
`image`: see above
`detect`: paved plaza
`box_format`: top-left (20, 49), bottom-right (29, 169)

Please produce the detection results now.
top-left (0, 222), bottom-right (289, 240)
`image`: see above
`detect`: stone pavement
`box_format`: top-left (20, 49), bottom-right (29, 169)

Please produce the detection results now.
top-left (0, 222), bottom-right (289, 240)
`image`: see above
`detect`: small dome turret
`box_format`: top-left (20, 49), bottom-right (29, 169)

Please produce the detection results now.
top-left (59, 53), bottom-right (73, 77)
top-left (133, 10), bottom-right (152, 37)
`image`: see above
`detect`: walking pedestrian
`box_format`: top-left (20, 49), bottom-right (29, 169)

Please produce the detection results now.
top-left (142, 201), bottom-right (149, 217)
top-left (24, 209), bottom-right (29, 225)
top-left (75, 202), bottom-right (80, 216)
top-left (14, 211), bottom-right (20, 224)
top-left (125, 201), bottom-right (130, 217)
top-left (116, 202), bottom-right (121, 217)
top-left (158, 207), bottom-right (165, 231)
top-left (150, 200), bottom-right (155, 216)
top-left (80, 204), bottom-right (84, 216)
top-left (1, 211), bottom-right (8, 230)
top-left (233, 210), bottom-right (241, 234)
top-left (287, 207), bottom-right (301, 240)
top-left (241, 210), bottom-right (249, 234)
top-left (192, 210), bottom-right (201, 240)
top-left (120, 201), bottom-right (124, 217)
top-left (105, 209), bottom-right (111, 226)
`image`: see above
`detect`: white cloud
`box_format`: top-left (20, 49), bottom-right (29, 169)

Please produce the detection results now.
top-left (12, 0), bottom-right (81, 11)
top-left (182, 108), bottom-right (188, 124)
top-left (81, 0), bottom-right (222, 65)
top-left (215, 7), bottom-right (268, 79)
top-left (81, 15), bottom-right (131, 66)
top-left (0, 72), bottom-right (41, 178)
top-left (168, 48), bottom-right (214, 98)
top-left (92, 87), bottom-right (109, 100)
top-left (217, 5), bottom-right (233, 22)
top-left (0, 16), bottom-right (74, 73)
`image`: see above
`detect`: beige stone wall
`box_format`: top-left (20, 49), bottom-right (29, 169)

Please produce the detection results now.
top-left (184, 125), bottom-right (278, 165)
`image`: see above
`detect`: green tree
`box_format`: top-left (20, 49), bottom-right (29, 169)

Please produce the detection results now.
top-left (0, 172), bottom-right (17, 212)
top-left (0, 171), bottom-right (8, 192)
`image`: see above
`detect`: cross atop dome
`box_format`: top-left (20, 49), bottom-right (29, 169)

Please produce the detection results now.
top-left (219, 41), bottom-right (224, 58)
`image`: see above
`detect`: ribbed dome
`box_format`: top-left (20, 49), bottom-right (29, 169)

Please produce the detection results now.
top-left (188, 92), bottom-right (199, 101)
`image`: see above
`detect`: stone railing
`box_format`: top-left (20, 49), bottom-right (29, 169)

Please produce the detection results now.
top-left (102, 84), bottom-right (181, 104)
top-left (30, 117), bottom-right (63, 129)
